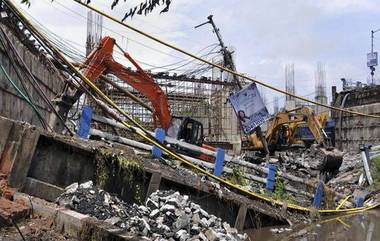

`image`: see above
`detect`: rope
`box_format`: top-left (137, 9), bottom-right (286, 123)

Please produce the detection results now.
top-left (73, 0), bottom-right (380, 120)
top-left (5, 0), bottom-right (379, 215)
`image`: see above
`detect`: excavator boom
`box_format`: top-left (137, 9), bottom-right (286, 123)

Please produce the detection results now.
top-left (81, 36), bottom-right (172, 129)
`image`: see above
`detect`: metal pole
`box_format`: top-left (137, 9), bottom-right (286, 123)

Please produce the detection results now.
top-left (371, 30), bottom-right (374, 84)
top-left (195, 15), bottom-right (241, 89)
top-left (371, 30), bottom-right (374, 54)
top-left (195, 15), bottom-right (269, 155)
top-left (370, 29), bottom-right (380, 85)
top-left (360, 144), bottom-right (374, 185)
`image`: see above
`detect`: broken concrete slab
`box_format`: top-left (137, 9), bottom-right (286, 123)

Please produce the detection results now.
top-left (23, 177), bottom-right (64, 202)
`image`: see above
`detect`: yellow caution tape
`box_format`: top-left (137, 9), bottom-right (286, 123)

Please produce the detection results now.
top-left (6, 0), bottom-right (380, 216)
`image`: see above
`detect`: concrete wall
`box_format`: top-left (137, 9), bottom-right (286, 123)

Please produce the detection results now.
top-left (332, 86), bottom-right (380, 151)
top-left (0, 21), bottom-right (65, 129)
top-left (0, 115), bottom-right (289, 230)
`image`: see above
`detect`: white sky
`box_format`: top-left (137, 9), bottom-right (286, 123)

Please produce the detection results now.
top-left (14, 0), bottom-right (380, 111)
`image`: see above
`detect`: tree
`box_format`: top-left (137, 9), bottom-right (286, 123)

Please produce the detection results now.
top-left (21, 0), bottom-right (173, 21)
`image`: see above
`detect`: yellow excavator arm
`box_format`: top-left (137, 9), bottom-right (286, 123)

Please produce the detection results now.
top-left (247, 106), bottom-right (342, 172)
top-left (299, 107), bottom-right (327, 146)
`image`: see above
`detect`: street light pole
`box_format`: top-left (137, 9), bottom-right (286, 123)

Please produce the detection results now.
top-left (370, 29), bottom-right (380, 85)
top-left (371, 29), bottom-right (380, 53)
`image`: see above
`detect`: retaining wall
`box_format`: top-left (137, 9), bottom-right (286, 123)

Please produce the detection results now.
top-left (332, 86), bottom-right (380, 151)
top-left (0, 115), bottom-right (291, 232)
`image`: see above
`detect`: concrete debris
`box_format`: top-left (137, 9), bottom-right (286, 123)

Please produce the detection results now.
top-left (57, 182), bottom-right (248, 241)
top-left (0, 215), bottom-right (77, 241)
top-left (270, 227), bottom-right (292, 234)
top-left (64, 182), bottom-right (79, 194)
top-left (0, 173), bottom-right (30, 224)
top-left (79, 180), bottom-right (93, 189)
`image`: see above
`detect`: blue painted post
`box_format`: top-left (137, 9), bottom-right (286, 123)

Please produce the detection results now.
top-left (213, 148), bottom-right (225, 176)
top-left (152, 128), bottom-right (165, 158)
top-left (353, 190), bottom-right (368, 208)
top-left (354, 197), bottom-right (365, 208)
top-left (266, 164), bottom-right (277, 193)
top-left (312, 182), bottom-right (324, 209)
top-left (77, 106), bottom-right (93, 139)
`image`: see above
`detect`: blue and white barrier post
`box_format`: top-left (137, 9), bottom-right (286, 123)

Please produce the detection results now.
top-left (152, 128), bottom-right (165, 158)
top-left (266, 164), bottom-right (277, 193)
top-left (312, 181), bottom-right (324, 209)
top-left (77, 105), bottom-right (93, 139)
top-left (213, 148), bottom-right (225, 177)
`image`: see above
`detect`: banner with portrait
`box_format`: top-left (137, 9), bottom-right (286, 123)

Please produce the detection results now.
top-left (229, 83), bottom-right (270, 134)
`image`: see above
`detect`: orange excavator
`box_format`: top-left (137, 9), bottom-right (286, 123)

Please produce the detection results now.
top-left (82, 36), bottom-right (171, 129)
top-left (78, 36), bottom-right (211, 157)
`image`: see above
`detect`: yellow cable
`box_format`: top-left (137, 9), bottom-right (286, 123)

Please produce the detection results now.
top-left (72, 0), bottom-right (380, 120)
top-left (336, 195), bottom-right (352, 210)
top-left (7, 0), bottom-right (380, 215)
top-left (336, 218), bottom-right (351, 229)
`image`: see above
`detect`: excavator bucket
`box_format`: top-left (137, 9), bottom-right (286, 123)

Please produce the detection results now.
top-left (319, 147), bottom-right (343, 172)
top-left (308, 145), bottom-right (343, 173)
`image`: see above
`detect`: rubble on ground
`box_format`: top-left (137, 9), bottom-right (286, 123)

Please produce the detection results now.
top-left (0, 215), bottom-right (78, 241)
top-left (57, 181), bottom-right (249, 241)
top-left (327, 151), bottom-right (380, 195)
top-left (226, 145), bottom-right (380, 208)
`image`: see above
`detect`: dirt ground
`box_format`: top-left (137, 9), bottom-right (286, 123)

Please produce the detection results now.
top-left (0, 216), bottom-right (78, 241)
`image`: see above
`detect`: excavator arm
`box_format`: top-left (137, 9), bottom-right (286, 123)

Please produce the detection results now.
top-left (81, 36), bottom-right (172, 129)
top-left (300, 107), bottom-right (329, 146)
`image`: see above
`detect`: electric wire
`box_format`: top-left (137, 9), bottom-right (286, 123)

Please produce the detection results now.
top-left (8, 0), bottom-right (380, 215)
top-left (26, 11), bottom-right (220, 74)
top-left (5, 0), bottom-right (380, 215)
top-left (10, 218), bottom-right (26, 241)
top-left (45, 0), bottom-right (187, 61)
top-left (0, 63), bottom-right (49, 130)
top-left (0, 26), bottom-right (74, 135)
top-left (23, 7), bottom-right (219, 75)
top-left (73, 0), bottom-right (380, 120)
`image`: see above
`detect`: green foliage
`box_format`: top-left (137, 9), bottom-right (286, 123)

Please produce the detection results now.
top-left (372, 156), bottom-right (380, 171)
top-left (95, 148), bottom-right (147, 204)
top-left (273, 177), bottom-right (290, 202)
top-left (94, 148), bottom-right (143, 187)
top-left (230, 167), bottom-right (247, 186)
top-left (21, 0), bottom-right (173, 21)
top-left (371, 156), bottom-right (380, 190)
top-left (134, 184), bottom-right (143, 205)
top-left (20, 0), bottom-right (30, 7)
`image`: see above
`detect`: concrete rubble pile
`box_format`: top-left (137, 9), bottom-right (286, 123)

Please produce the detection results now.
top-left (225, 144), bottom-right (380, 209)
top-left (327, 151), bottom-right (380, 195)
top-left (276, 146), bottom-right (330, 179)
top-left (57, 181), bottom-right (248, 241)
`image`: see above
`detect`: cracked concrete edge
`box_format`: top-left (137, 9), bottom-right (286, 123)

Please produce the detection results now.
top-left (13, 192), bottom-right (148, 241)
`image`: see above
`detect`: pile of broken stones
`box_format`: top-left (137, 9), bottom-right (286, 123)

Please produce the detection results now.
top-left (57, 181), bottom-right (248, 241)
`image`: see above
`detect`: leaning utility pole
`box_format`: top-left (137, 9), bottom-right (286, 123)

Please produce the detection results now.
top-left (195, 15), bottom-right (242, 89)
top-left (195, 15), bottom-right (269, 155)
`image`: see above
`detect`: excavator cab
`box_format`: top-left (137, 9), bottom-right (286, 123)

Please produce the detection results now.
top-left (167, 117), bottom-right (204, 146)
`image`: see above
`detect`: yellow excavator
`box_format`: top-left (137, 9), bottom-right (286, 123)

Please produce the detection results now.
top-left (247, 106), bottom-right (343, 172)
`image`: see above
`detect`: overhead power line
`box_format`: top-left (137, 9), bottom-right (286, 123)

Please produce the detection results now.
top-left (47, 0), bottom-right (186, 61)
top-left (23, 5), bottom-right (220, 74)
top-left (72, 0), bottom-right (380, 119)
